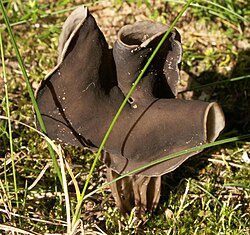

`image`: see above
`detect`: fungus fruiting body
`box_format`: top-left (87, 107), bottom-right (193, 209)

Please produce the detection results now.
top-left (36, 6), bottom-right (225, 214)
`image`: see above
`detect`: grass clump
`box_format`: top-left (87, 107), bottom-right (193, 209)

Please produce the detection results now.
top-left (0, 0), bottom-right (250, 234)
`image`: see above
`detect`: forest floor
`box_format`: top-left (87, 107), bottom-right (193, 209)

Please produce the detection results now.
top-left (0, 0), bottom-right (249, 234)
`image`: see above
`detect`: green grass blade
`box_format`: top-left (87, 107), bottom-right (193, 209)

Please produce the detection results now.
top-left (58, 146), bottom-right (71, 233)
top-left (0, 0), bottom-right (63, 187)
top-left (0, 31), bottom-right (18, 209)
top-left (0, 115), bottom-right (66, 156)
top-left (82, 133), bottom-right (250, 200)
top-left (0, 0), bottom-right (105, 30)
top-left (190, 180), bottom-right (223, 206)
top-left (203, 0), bottom-right (248, 22)
top-left (179, 74), bottom-right (250, 93)
top-left (71, 0), bottom-right (194, 226)
top-left (163, 0), bottom-right (248, 23)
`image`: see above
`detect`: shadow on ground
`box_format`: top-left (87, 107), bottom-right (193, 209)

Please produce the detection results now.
top-left (158, 48), bottom-right (250, 214)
